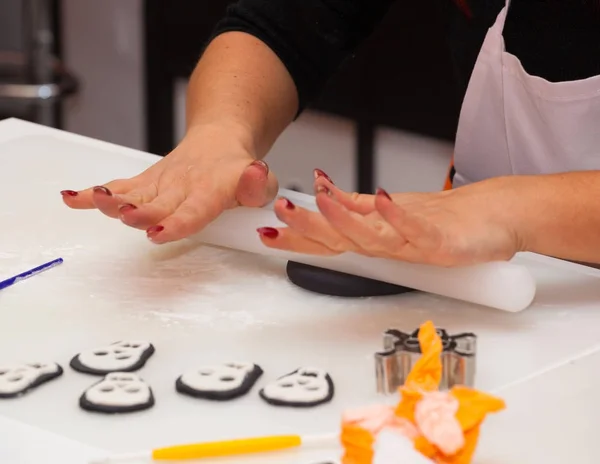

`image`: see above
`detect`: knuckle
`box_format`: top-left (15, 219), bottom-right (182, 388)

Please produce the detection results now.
top-left (349, 191), bottom-right (362, 202)
top-left (327, 236), bottom-right (354, 253)
top-left (327, 239), bottom-right (347, 252)
top-left (372, 220), bottom-right (387, 233)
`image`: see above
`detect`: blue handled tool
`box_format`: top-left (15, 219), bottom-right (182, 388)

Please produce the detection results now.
top-left (0, 258), bottom-right (63, 291)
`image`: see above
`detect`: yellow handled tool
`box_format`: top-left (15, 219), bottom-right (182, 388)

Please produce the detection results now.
top-left (91, 433), bottom-right (338, 463)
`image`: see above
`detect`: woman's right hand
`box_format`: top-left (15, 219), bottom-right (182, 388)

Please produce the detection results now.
top-left (60, 124), bottom-right (279, 244)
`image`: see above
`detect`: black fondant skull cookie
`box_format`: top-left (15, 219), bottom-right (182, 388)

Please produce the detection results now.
top-left (0, 362), bottom-right (63, 399)
top-left (176, 362), bottom-right (263, 401)
top-left (79, 372), bottom-right (154, 413)
top-left (70, 341), bottom-right (155, 375)
top-left (259, 367), bottom-right (334, 407)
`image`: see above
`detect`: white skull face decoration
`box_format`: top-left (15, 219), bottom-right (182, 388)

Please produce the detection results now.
top-left (80, 372), bottom-right (154, 413)
top-left (0, 362), bottom-right (63, 398)
top-left (71, 341), bottom-right (155, 375)
top-left (176, 362), bottom-right (263, 400)
top-left (259, 367), bottom-right (334, 407)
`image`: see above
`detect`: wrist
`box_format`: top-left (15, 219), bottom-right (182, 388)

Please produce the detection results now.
top-left (490, 175), bottom-right (543, 254)
top-left (471, 175), bottom-right (534, 254)
top-left (182, 119), bottom-right (259, 160)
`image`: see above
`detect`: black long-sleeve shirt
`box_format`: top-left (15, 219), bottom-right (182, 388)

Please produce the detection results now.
top-left (212, 0), bottom-right (600, 112)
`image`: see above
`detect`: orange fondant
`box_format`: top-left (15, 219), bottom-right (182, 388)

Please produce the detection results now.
top-left (404, 320), bottom-right (443, 391)
top-left (395, 320), bottom-right (443, 422)
top-left (341, 423), bottom-right (375, 464)
top-left (340, 320), bottom-right (505, 464)
top-left (394, 387), bottom-right (421, 423)
top-left (451, 386), bottom-right (506, 432)
top-left (414, 434), bottom-right (440, 460)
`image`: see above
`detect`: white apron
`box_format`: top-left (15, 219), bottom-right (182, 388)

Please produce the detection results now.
top-left (452, 0), bottom-right (600, 188)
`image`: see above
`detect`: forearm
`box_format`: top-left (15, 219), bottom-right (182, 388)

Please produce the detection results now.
top-left (185, 31), bottom-right (298, 158)
top-left (185, 0), bottom-right (394, 158)
top-left (513, 171), bottom-right (600, 263)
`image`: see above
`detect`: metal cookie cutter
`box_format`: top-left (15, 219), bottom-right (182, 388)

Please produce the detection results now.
top-left (375, 327), bottom-right (477, 394)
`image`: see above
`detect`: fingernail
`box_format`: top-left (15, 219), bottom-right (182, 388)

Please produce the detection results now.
top-left (279, 197), bottom-right (295, 210)
top-left (250, 159), bottom-right (269, 174)
top-left (316, 184), bottom-right (331, 195)
top-left (60, 190), bottom-right (78, 197)
top-left (146, 225), bottom-right (164, 235)
top-left (314, 168), bottom-right (334, 184)
top-left (119, 203), bottom-right (137, 213)
top-left (376, 188), bottom-right (392, 200)
top-left (93, 186), bottom-right (112, 196)
top-left (257, 227), bottom-right (279, 239)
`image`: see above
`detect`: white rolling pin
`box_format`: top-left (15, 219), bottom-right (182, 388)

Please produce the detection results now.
top-left (193, 188), bottom-right (536, 312)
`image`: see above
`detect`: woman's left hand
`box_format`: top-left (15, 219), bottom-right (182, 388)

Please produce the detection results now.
top-left (256, 170), bottom-right (526, 267)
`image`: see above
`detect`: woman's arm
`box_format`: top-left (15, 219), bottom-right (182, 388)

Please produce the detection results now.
top-left (254, 169), bottom-right (600, 267)
top-left (186, 0), bottom-right (396, 158)
top-left (61, 0), bottom-right (395, 243)
top-left (512, 171), bottom-right (600, 264)
top-left (186, 31), bottom-right (298, 158)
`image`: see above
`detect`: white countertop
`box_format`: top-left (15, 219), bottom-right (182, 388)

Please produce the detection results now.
top-left (1, 118), bottom-right (600, 464)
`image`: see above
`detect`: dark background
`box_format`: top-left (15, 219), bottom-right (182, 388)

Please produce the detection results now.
top-left (144, 0), bottom-right (461, 153)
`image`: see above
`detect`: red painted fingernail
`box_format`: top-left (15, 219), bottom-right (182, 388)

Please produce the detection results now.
top-left (119, 203), bottom-right (137, 213)
top-left (250, 159), bottom-right (269, 174)
top-left (280, 197), bottom-right (295, 210)
top-left (93, 186), bottom-right (112, 196)
top-left (314, 168), bottom-right (334, 184)
top-left (316, 184), bottom-right (331, 195)
top-left (376, 188), bottom-right (392, 200)
top-left (257, 227), bottom-right (279, 239)
top-left (146, 225), bottom-right (164, 235)
top-left (60, 190), bottom-right (78, 197)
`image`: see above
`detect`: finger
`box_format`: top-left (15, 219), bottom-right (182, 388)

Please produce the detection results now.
top-left (118, 187), bottom-right (183, 230)
top-left (316, 190), bottom-right (431, 264)
top-left (236, 160), bottom-right (279, 207)
top-left (89, 186), bottom-right (121, 219)
top-left (375, 188), bottom-right (442, 249)
top-left (315, 192), bottom-right (407, 254)
top-left (313, 171), bottom-right (375, 215)
top-left (60, 177), bottom-right (146, 210)
top-left (315, 174), bottom-right (432, 216)
top-left (145, 192), bottom-right (225, 244)
top-left (92, 183), bottom-right (158, 219)
top-left (114, 182), bottom-right (159, 207)
top-left (256, 226), bottom-right (341, 255)
top-left (273, 197), bottom-right (359, 253)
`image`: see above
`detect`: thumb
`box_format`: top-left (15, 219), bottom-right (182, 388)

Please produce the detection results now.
top-left (235, 159), bottom-right (278, 207)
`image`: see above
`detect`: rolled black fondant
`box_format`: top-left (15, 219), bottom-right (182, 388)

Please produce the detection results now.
top-left (286, 261), bottom-right (415, 297)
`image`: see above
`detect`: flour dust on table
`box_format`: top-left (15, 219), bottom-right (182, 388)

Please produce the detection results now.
top-left (259, 367), bottom-right (334, 407)
top-left (176, 362), bottom-right (263, 401)
top-left (70, 341), bottom-right (155, 375)
top-left (79, 372), bottom-right (155, 413)
top-left (0, 362), bottom-right (63, 398)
